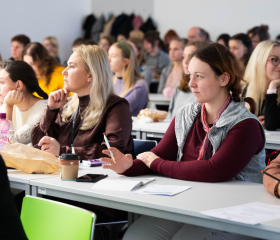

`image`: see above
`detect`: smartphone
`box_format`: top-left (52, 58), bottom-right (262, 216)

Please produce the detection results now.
top-left (75, 174), bottom-right (108, 183)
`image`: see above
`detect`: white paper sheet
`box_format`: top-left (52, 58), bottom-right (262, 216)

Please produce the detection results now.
top-left (201, 202), bottom-right (280, 225)
top-left (132, 184), bottom-right (191, 196)
top-left (91, 176), bottom-right (155, 191)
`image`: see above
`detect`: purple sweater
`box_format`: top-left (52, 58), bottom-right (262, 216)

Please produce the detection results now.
top-left (114, 78), bottom-right (148, 116)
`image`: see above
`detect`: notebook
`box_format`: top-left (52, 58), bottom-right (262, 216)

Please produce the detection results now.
top-left (91, 176), bottom-right (155, 191)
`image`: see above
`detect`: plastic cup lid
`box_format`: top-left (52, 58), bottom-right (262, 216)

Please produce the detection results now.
top-left (59, 153), bottom-right (80, 160)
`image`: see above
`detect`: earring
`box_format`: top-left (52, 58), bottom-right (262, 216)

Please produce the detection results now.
top-left (88, 79), bottom-right (91, 82)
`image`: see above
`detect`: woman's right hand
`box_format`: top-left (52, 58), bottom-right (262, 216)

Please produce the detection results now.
top-left (101, 147), bottom-right (133, 174)
top-left (48, 89), bottom-right (69, 110)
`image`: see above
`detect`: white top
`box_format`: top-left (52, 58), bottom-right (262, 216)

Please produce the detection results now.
top-left (8, 99), bottom-right (48, 145)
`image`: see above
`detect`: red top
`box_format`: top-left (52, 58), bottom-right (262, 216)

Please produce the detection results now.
top-left (123, 116), bottom-right (264, 182)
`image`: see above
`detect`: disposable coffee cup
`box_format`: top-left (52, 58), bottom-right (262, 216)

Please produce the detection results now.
top-left (59, 153), bottom-right (80, 181)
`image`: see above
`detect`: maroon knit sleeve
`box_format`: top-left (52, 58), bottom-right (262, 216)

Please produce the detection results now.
top-left (123, 118), bottom-right (178, 176)
top-left (150, 118), bottom-right (265, 182)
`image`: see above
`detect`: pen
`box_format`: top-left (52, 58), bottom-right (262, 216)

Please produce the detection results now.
top-left (103, 134), bottom-right (116, 163)
top-left (261, 170), bottom-right (280, 182)
top-left (33, 144), bottom-right (38, 148)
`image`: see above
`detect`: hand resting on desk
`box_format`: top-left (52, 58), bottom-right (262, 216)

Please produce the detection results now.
top-left (101, 147), bottom-right (133, 173)
top-left (137, 152), bottom-right (159, 168)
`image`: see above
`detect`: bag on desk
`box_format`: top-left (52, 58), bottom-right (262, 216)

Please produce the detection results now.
top-left (0, 143), bottom-right (60, 174)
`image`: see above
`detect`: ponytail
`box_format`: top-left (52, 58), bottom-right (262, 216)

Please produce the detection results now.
top-left (0, 60), bottom-right (48, 99)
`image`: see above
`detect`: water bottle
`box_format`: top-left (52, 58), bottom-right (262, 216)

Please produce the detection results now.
top-left (0, 113), bottom-right (10, 150)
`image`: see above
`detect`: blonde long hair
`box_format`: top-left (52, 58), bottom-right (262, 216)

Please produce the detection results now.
top-left (44, 36), bottom-right (59, 57)
top-left (244, 40), bottom-right (280, 115)
top-left (62, 45), bottom-right (114, 130)
top-left (113, 40), bottom-right (141, 97)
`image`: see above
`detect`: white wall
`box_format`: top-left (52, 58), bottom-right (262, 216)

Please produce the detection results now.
top-left (0, 0), bottom-right (91, 62)
top-left (153, 0), bottom-right (280, 41)
top-left (90, 0), bottom-right (153, 21)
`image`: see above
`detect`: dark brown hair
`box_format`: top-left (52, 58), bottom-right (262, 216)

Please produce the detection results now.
top-left (0, 60), bottom-right (48, 99)
top-left (11, 34), bottom-right (30, 46)
top-left (247, 25), bottom-right (270, 41)
top-left (178, 41), bottom-right (208, 92)
top-left (193, 43), bottom-right (255, 113)
top-left (230, 33), bottom-right (253, 67)
top-left (72, 38), bottom-right (97, 48)
top-left (23, 42), bottom-right (57, 87)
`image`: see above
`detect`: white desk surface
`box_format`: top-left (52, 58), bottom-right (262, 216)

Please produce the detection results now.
top-left (132, 119), bottom-right (280, 149)
top-left (148, 93), bottom-right (170, 106)
top-left (29, 166), bottom-right (280, 240)
top-left (8, 169), bottom-right (61, 194)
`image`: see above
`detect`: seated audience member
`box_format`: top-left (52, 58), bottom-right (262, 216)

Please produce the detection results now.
top-left (31, 45), bottom-right (134, 160)
top-left (0, 61), bottom-right (48, 144)
top-left (0, 155), bottom-right (27, 240)
top-left (163, 29), bottom-right (179, 50)
top-left (187, 27), bottom-right (208, 42)
top-left (129, 30), bottom-right (144, 40)
top-left (143, 31), bottom-right (170, 78)
top-left (247, 25), bottom-right (270, 49)
top-left (263, 152), bottom-right (280, 198)
top-left (23, 42), bottom-right (65, 96)
top-left (72, 38), bottom-right (96, 51)
top-left (109, 40), bottom-right (148, 116)
top-left (0, 54), bottom-right (2, 61)
top-left (43, 36), bottom-right (61, 63)
top-left (10, 34), bottom-right (30, 61)
top-left (168, 41), bottom-right (208, 119)
top-left (128, 37), bottom-right (152, 86)
top-left (98, 35), bottom-right (115, 53)
top-left (229, 33), bottom-right (253, 68)
top-left (216, 33), bottom-right (230, 48)
top-left (244, 40), bottom-right (280, 130)
top-left (158, 38), bottom-right (186, 98)
top-left (102, 43), bottom-right (265, 240)
top-left (276, 34), bottom-right (280, 42)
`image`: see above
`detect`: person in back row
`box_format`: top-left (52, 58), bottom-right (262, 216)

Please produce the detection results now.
top-left (158, 38), bottom-right (187, 98)
top-left (229, 33), bottom-right (253, 68)
top-left (187, 27), bottom-right (208, 42)
top-left (243, 40), bottom-right (280, 130)
top-left (109, 40), bottom-right (148, 116)
top-left (0, 60), bottom-right (48, 145)
top-left (23, 42), bottom-right (65, 95)
top-left (168, 41), bottom-right (208, 119)
top-left (10, 34), bottom-right (30, 61)
top-left (102, 43), bottom-right (265, 240)
top-left (143, 31), bottom-right (170, 78)
top-left (31, 45), bottom-right (134, 160)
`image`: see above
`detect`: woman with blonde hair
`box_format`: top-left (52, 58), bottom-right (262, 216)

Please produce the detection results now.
top-left (244, 40), bottom-right (280, 129)
top-left (31, 45), bottom-right (134, 159)
top-left (109, 39), bottom-right (148, 116)
top-left (23, 42), bottom-right (64, 95)
top-left (43, 36), bottom-right (60, 63)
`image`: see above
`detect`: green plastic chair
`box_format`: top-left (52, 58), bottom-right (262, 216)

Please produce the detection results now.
top-left (20, 195), bottom-right (96, 240)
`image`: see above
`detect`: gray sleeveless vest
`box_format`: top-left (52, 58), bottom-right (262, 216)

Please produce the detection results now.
top-left (175, 101), bottom-right (266, 183)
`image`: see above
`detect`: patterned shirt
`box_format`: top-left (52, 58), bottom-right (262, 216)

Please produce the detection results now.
top-left (145, 49), bottom-right (170, 74)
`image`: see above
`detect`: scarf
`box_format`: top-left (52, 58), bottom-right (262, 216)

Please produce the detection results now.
top-left (198, 95), bottom-right (231, 160)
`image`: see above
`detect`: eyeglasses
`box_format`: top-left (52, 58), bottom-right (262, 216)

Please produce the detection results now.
top-left (267, 57), bottom-right (280, 66)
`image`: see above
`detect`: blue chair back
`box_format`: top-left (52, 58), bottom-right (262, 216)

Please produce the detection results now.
top-left (133, 139), bottom-right (157, 156)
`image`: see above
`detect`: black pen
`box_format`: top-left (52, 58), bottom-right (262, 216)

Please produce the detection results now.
top-left (33, 144), bottom-right (38, 148)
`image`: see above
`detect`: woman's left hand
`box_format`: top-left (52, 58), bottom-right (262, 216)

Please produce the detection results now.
top-left (4, 90), bottom-right (25, 106)
top-left (38, 136), bottom-right (60, 157)
top-left (136, 152), bottom-right (159, 168)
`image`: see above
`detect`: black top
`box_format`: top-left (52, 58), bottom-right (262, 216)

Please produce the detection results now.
top-left (0, 155), bottom-right (27, 240)
top-left (265, 93), bottom-right (280, 130)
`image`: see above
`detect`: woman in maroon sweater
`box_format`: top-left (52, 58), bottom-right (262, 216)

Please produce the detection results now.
top-left (102, 43), bottom-right (265, 240)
